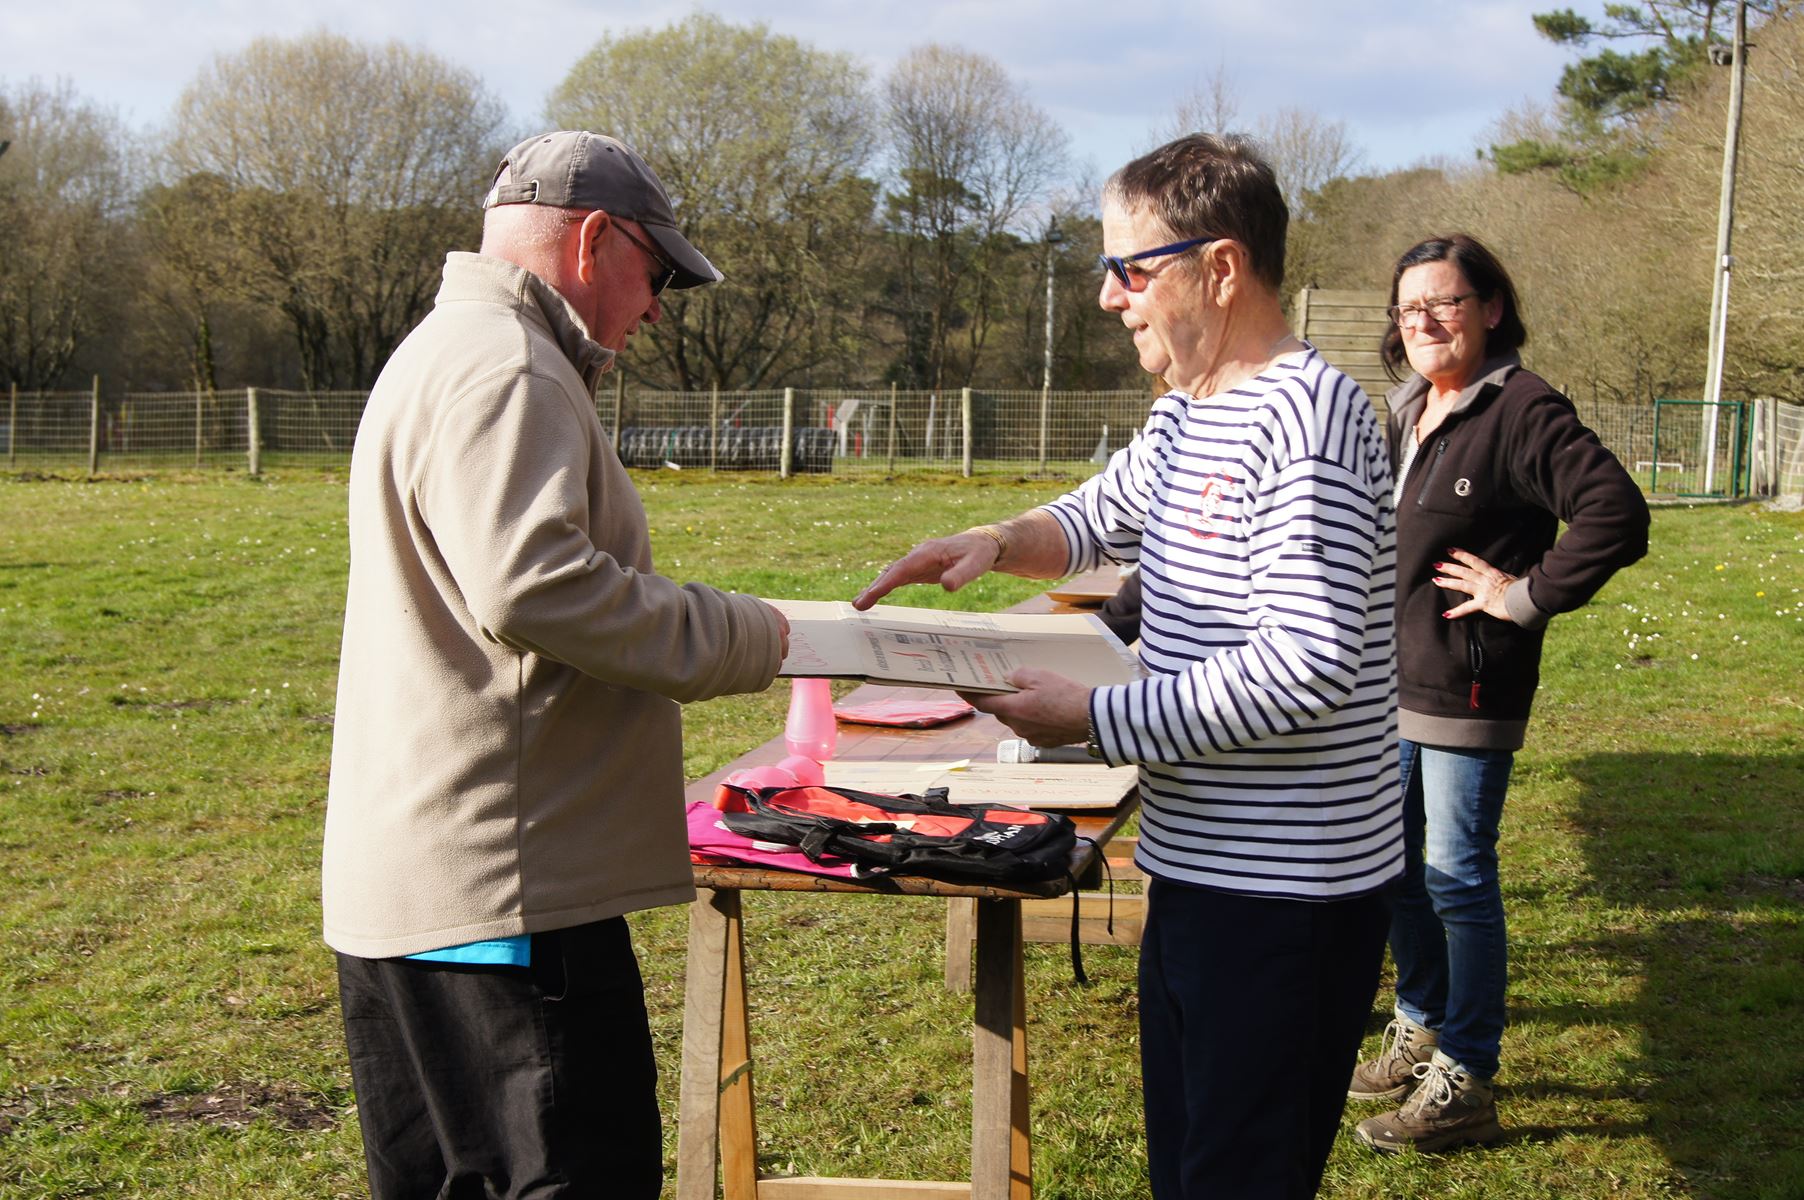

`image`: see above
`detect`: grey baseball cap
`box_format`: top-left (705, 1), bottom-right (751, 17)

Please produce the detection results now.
top-left (483, 130), bottom-right (722, 289)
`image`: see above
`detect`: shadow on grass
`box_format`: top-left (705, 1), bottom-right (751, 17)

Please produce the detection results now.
top-left (1569, 751), bottom-right (1804, 1200)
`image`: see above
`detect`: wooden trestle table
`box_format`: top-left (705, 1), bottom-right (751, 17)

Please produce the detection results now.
top-left (675, 583), bottom-right (1141, 1200)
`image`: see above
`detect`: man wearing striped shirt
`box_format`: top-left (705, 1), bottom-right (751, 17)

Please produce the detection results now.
top-left (856, 134), bottom-right (1401, 1199)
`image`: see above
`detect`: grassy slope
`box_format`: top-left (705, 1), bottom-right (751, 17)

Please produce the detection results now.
top-left (0, 471), bottom-right (1799, 1199)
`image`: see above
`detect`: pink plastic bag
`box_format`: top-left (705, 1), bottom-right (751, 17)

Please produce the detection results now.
top-left (831, 697), bottom-right (977, 728)
top-left (685, 801), bottom-right (861, 878)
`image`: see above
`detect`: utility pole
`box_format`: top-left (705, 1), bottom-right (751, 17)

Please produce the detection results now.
top-left (1701, 0), bottom-right (1749, 494)
top-left (1036, 217), bottom-right (1063, 473)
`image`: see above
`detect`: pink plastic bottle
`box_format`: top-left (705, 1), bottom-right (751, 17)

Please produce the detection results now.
top-left (784, 677), bottom-right (838, 763)
top-left (714, 680), bottom-right (838, 811)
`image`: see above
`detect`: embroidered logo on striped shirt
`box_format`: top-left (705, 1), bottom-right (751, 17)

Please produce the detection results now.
top-left (1187, 473), bottom-right (1239, 539)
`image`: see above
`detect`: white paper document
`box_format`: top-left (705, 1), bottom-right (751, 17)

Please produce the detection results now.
top-left (765, 599), bottom-right (1143, 693)
top-left (823, 759), bottom-right (1139, 811)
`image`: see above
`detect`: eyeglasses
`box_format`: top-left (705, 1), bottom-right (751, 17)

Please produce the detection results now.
top-left (1387, 293), bottom-right (1475, 327)
top-left (614, 223), bottom-right (677, 297)
top-left (1098, 236), bottom-right (1219, 290)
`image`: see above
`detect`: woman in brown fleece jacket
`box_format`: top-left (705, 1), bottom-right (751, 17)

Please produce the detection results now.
top-left (1348, 234), bottom-right (1649, 1154)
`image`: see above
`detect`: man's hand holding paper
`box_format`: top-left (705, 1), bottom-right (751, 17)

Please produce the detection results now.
top-left (959, 667), bottom-right (1091, 749)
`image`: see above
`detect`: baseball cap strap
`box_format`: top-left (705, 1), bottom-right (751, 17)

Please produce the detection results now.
top-left (483, 178), bottom-right (540, 208)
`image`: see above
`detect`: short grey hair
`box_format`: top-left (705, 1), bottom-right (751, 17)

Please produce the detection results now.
top-left (1105, 133), bottom-right (1288, 290)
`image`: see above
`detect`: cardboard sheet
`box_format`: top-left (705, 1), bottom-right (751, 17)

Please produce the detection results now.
top-left (767, 599), bottom-right (1142, 693)
top-left (823, 758), bottom-right (1138, 811)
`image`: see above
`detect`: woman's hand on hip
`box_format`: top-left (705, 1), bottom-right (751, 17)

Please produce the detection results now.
top-left (1435, 547), bottom-right (1517, 621)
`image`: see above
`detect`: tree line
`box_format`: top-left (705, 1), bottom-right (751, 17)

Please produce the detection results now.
top-left (2, 4), bottom-right (1799, 405)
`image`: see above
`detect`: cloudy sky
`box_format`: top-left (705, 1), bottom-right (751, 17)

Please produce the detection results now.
top-left (4, 1), bottom-right (1595, 177)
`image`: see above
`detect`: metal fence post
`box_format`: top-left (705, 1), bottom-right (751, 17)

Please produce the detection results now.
top-left (247, 388), bottom-right (262, 476)
top-left (1732, 400), bottom-right (1748, 498)
top-left (194, 390), bottom-right (204, 467)
top-left (960, 387), bottom-right (973, 479)
top-left (709, 382), bottom-right (719, 472)
top-left (887, 381), bottom-right (898, 476)
top-left (780, 387), bottom-right (795, 480)
top-left (87, 376), bottom-right (101, 477)
top-left (7, 382), bottom-right (15, 468)
top-left (1764, 397), bottom-right (1780, 496)
top-left (612, 372), bottom-right (625, 445)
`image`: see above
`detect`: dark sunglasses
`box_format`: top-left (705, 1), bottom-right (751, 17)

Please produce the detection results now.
top-left (614, 223), bottom-right (677, 297)
top-left (1098, 236), bottom-right (1220, 290)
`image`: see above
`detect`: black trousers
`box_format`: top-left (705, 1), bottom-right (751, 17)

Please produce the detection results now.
top-left (1138, 878), bottom-right (1392, 1200)
top-left (336, 917), bottom-right (661, 1200)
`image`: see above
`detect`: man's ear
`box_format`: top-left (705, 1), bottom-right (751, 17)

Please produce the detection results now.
top-left (575, 210), bottom-right (612, 286)
top-left (1203, 240), bottom-right (1246, 308)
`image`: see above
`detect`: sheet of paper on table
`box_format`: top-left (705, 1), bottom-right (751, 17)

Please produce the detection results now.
top-left (823, 759), bottom-right (1138, 811)
top-left (765, 598), bottom-right (1142, 693)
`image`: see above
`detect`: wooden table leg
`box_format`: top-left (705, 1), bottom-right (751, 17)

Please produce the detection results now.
top-left (720, 895), bottom-right (760, 1200)
top-left (971, 898), bottom-right (1031, 1200)
top-left (678, 887), bottom-right (747, 1200)
top-left (945, 897), bottom-right (976, 993)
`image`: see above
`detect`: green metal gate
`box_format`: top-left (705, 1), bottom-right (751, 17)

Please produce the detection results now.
top-left (1649, 399), bottom-right (1751, 497)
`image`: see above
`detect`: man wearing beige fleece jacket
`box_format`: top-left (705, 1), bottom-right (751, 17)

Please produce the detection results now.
top-left (322, 131), bottom-right (788, 1200)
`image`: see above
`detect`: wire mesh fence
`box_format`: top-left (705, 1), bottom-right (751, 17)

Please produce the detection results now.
top-left (1754, 398), bottom-right (1804, 504)
top-left (1573, 397), bottom-right (1663, 490)
top-left (114, 392), bottom-right (249, 470)
top-left (1644, 399), bottom-right (1758, 497)
top-left (600, 387), bottom-right (1156, 478)
top-left (4, 382), bottom-right (1800, 503)
top-left (3, 390), bottom-right (94, 467)
top-left (259, 391), bottom-right (367, 466)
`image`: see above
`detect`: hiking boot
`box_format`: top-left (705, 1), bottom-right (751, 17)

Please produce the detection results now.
top-left (1347, 1015), bottom-right (1439, 1101)
top-left (1355, 1051), bottom-right (1504, 1154)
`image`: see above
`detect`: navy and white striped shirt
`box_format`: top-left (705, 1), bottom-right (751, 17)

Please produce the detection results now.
top-left (1044, 349), bottom-right (1402, 900)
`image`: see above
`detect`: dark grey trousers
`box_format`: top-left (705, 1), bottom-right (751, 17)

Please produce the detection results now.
top-left (336, 917), bottom-right (661, 1200)
top-left (1139, 879), bottom-right (1392, 1199)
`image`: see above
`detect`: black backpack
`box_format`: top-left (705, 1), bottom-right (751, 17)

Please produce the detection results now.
top-left (714, 782), bottom-right (1078, 886)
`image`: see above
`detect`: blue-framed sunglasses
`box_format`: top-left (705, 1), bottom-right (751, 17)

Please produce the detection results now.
top-left (1098, 236), bottom-right (1220, 289)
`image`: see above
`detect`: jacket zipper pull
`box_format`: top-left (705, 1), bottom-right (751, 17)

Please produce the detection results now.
top-left (1465, 624), bottom-right (1484, 711)
top-left (1414, 437), bottom-right (1452, 507)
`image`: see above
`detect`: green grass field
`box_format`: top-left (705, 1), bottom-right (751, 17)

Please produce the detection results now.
top-left (1, 469), bottom-right (1800, 1199)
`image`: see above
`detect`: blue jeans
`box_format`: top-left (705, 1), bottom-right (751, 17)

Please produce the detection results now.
top-left (1387, 739), bottom-right (1514, 1079)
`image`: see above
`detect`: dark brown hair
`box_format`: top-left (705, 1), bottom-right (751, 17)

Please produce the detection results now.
top-left (1381, 233), bottom-right (1528, 381)
top-left (1105, 133), bottom-right (1288, 290)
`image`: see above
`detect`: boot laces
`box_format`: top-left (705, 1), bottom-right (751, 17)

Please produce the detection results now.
top-left (1400, 1058), bottom-right (1457, 1118)
top-left (1374, 1018), bottom-right (1410, 1069)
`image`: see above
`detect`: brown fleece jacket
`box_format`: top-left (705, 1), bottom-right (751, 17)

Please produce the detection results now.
top-left (1386, 357), bottom-right (1648, 749)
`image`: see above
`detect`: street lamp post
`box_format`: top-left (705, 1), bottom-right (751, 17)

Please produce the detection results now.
top-left (1037, 217), bottom-right (1064, 473)
top-left (1702, 0), bottom-right (1749, 494)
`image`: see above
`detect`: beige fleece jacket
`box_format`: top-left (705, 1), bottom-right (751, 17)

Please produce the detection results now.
top-left (323, 252), bottom-right (781, 958)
